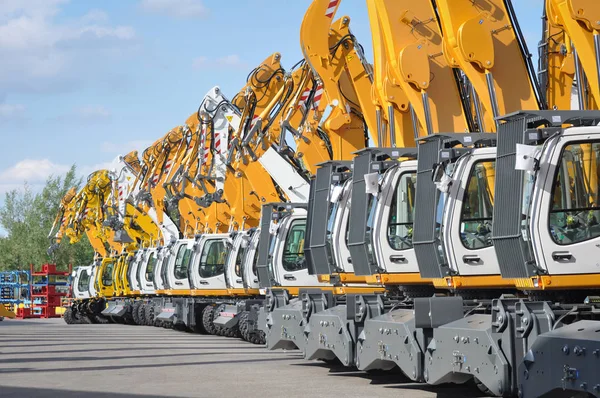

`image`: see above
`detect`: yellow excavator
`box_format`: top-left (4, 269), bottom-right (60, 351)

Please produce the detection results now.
top-left (434, 0), bottom-right (542, 130)
top-left (539, 0), bottom-right (576, 110)
top-left (549, 0), bottom-right (599, 109)
top-left (301, 3), bottom-right (374, 153)
top-left (368, 0), bottom-right (471, 138)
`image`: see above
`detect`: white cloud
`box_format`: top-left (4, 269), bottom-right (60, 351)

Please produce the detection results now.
top-left (0, 159), bottom-right (70, 184)
top-left (0, 1), bottom-right (136, 95)
top-left (140, 0), bottom-right (208, 19)
top-left (192, 54), bottom-right (246, 69)
top-left (0, 157), bottom-right (134, 197)
top-left (0, 103), bottom-right (25, 118)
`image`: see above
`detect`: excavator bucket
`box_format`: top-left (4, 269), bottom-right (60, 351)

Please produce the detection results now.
top-left (0, 305), bottom-right (15, 319)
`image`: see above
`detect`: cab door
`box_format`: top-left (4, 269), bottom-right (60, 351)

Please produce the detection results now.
top-left (167, 240), bottom-right (194, 290)
top-left (243, 231), bottom-right (261, 289)
top-left (226, 234), bottom-right (246, 289)
top-left (128, 251), bottom-right (143, 292)
top-left (532, 134), bottom-right (600, 275)
top-left (153, 248), bottom-right (170, 290)
top-left (445, 149), bottom-right (499, 276)
top-left (332, 181), bottom-right (354, 273)
top-left (373, 163), bottom-right (420, 274)
top-left (89, 263), bottom-right (98, 297)
top-left (272, 215), bottom-right (328, 287)
top-left (74, 267), bottom-right (91, 299)
top-left (139, 249), bottom-right (157, 294)
top-left (192, 236), bottom-right (228, 290)
top-left (97, 258), bottom-right (115, 297)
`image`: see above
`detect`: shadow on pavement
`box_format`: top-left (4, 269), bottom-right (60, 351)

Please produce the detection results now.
top-left (292, 360), bottom-right (487, 397)
top-left (0, 386), bottom-right (167, 398)
top-left (0, 355), bottom-right (294, 374)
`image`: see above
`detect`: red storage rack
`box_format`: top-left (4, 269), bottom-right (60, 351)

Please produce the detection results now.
top-left (29, 264), bottom-right (71, 319)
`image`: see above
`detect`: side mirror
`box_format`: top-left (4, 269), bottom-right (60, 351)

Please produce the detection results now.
top-left (432, 163), bottom-right (445, 183)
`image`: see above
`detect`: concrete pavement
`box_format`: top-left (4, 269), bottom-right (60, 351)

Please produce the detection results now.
top-left (0, 319), bottom-right (485, 398)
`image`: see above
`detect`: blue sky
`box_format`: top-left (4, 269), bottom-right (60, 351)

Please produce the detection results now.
top-left (0, 0), bottom-right (543, 203)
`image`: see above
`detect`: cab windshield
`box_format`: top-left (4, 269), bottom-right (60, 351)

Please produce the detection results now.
top-left (460, 161), bottom-right (495, 249)
top-left (145, 252), bottom-right (157, 283)
top-left (550, 142), bottom-right (600, 245)
top-left (77, 270), bottom-right (90, 292)
top-left (173, 245), bottom-right (192, 280)
top-left (199, 240), bottom-right (226, 278)
top-left (282, 220), bottom-right (306, 271)
top-left (387, 172), bottom-right (416, 250)
top-left (234, 240), bottom-right (247, 278)
top-left (102, 262), bottom-right (114, 286)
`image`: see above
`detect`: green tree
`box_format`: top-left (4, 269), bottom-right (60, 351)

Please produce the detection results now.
top-left (0, 165), bottom-right (94, 271)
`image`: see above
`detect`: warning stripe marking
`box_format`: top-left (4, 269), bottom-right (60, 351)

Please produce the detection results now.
top-left (325, 0), bottom-right (339, 18)
top-left (312, 83), bottom-right (324, 109)
top-left (298, 87), bottom-right (311, 109)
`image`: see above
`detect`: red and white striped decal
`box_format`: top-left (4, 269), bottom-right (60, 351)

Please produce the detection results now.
top-left (199, 125), bottom-right (208, 165)
top-left (203, 138), bottom-right (210, 164)
top-left (164, 159), bottom-right (172, 175)
top-left (214, 131), bottom-right (221, 155)
top-left (325, 0), bottom-right (339, 18)
top-left (83, 208), bottom-right (90, 219)
top-left (312, 83), bottom-right (324, 110)
top-left (250, 114), bottom-right (259, 129)
top-left (297, 87), bottom-right (311, 110)
top-left (118, 186), bottom-right (124, 199)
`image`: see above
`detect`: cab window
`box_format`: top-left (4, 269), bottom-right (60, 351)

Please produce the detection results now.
top-left (550, 142), bottom-right (600, 245)
top-left (160, 256), bottom-right (170, 286)
top-left (387, 172), bottom-right (416, 250)
top-left (173, 245), bottom-right (192, 280)
top-left (460, 161), bottom-right (495, 249)
top-left (199, 240), bottom-right (226, 278)
top-left (282, 220), bottom-right (306, 271)
top-left (102, 262), bottom-right (114, 286)
top-left (146, 252), bottom-right (157, 282)
top-left (251, 247), bottom-right (259, 276)
top-left (78, 271), bottom-right (90, 292)
top-left (234, 243), bottom-right (246, 278)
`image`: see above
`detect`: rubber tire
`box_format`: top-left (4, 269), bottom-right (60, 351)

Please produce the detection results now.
top-left (239, 311), bottom-right (250, 341)
top-left (131, 301), bottom-right (142, 325)
top-left (202, 305), bottom-right (218, 335)
top-left (225, 321), bottom-right (240, 338)
top-left (248, 329), bottom-right (266, 345)
top-left (145, 305), bottom-right (155, 326)
top-left (214, 305), bottom-right (226, 336)
top-left (72, 310), bottom-right (84, 324)
top-left (123, 304), bottom-right (137, 325)
top-left (192, 304), bottom-right (209, 334)
top-left (137, 303), bottom-right (146, 325)
top-left (63, 308), bottom-right (75, 325)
